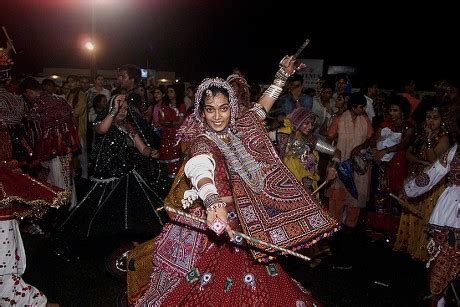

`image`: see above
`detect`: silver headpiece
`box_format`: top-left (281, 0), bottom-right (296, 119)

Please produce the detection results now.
top-left (193, 77), bottom-right (239, 129)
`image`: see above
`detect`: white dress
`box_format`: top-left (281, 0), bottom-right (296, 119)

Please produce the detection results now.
top-left (376, 127), bottom-right (402, 162)
top-left (0, 219), bottom-right (47, 306)
top-left (404, 144), bottom-right (459, 229)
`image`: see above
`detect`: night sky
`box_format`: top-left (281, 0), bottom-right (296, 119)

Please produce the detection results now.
top-left (1, 0), bottom-right (458, 89)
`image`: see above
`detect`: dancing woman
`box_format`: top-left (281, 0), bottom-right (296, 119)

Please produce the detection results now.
top-left (134, 56), bottom-right (337, 306)
top-left (394, 106), bottom-right (450, 261)
top-left (54, 95), bottom-right (164, 254)
top-left (403, 113), bottom-right (459, 304)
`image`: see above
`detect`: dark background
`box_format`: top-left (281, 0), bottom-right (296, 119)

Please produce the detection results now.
top-left (1, 0), bottom-right (458, 88)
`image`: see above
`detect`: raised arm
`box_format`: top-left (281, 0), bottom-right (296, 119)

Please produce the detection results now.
top-left (95, 95), bottom-right (125, 134)
top-left (258, 56), bottom-right (297, 113)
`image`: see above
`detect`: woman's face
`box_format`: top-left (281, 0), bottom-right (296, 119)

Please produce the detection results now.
top-left (426, 109), bottom-right (442, 131)
top-left (202, 92), bottom-right (231, 132)
top-left (320, 88), bottom-right (333, 102)
top-left (112, 95), bottom-right (127, 121)
top-left (167, 87), bottom-right (176, 100)
top-left (388, 104), bottom-right (402, 121)
top-left (96, 97), bottom-right (108, 111)
top-left (116, 102), bottom-right (128, 121)
top-left (336, 78), bottom-right (348, 94)
top-left (186, 88), bottom-right (194, 98)
top-left (445, 86), bottom-right (458, 101)
top-left (351, 104), bottom-right (366, 116)
top-left (299, 120), bottom-right (313, 136)
top-left (335, 94), bottom-right (345, 109)
top-left (153, 89), bottom-right (164, 102)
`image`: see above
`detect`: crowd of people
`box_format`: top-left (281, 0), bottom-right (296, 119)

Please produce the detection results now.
top-left (1, 43), bottom-right (459, 306)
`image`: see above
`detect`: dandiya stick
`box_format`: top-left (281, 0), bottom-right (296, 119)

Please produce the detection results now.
top-left (312, 181), bottom-right (328, 195)
top-left (292, 39), bottom-right (310, 59)
top-left (389, 193), bottom-right (423, 218)
top-left (2, 27), bottom-right (17, 54)
top-left (163, 205), bottom-right (311, 262)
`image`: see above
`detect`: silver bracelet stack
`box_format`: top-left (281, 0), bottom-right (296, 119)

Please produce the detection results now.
top-left (203, 193), bottom-right (226, 213)
top-left (109, 108), bottom-right (118, 118)
top-left (315, 139), bottom-right (336, 155)
top-left (263, 84), bottom-right (283, 100)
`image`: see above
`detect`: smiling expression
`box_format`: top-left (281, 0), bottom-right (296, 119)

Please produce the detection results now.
top-left (202, 93), bottom-right (231, 132)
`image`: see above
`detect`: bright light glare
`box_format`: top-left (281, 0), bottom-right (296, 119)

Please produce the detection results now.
top-left (51, 75), bottom-right (59, 79)
top-left (85, 41), bottom-right (95, 51)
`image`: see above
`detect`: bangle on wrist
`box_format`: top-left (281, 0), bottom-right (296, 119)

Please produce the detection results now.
top-left (142, 147), bottom-right (152, 156)
top-left (109, 109), bottom-right (118, 118)
top-left (263, 84), bottom-right (283, 100)
top-left (275, 66), bottom-right (292, 80)
top-left (203, 193), bottom-right (226, 213)
top-left (273, 78), bottom-right (286, 88)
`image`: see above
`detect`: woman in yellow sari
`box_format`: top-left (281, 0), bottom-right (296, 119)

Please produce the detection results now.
top-left (273, 107), bottom-right (340, 196)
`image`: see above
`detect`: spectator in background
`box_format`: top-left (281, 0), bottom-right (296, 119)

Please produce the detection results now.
top-left (361, 80), bottom-right (378, 123)
top-left (398, 79), bottom-right (419, 117)
top-left (312, 81), bottom-right (334, 135)
top-left (60, 80), bottom-right (70, 98)
top-left (79, 76), bottom-right (91, 93)
top-left (303, 88), bottom-right (316, 98)
top-left (159, 85), bottom-right (186, 179)
top-left (86, 74), bottom-right (111, 119)
top-left (183, 85), bottom-right (195, 111)
top-left (66, 75), bottom-right (88, 180)
top-left (42, 78), bottom-right (57, 95)
top-left (21, 77), bottom-right (80, 209)
top-left (277, 73), bottom-right (313, 115)
top-left (118, 64), bottom-right (159, 150)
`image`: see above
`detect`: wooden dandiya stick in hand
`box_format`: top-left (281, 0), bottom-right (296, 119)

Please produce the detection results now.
top-left (389, 193), bottom-right (423, 218)
top-left (312, 181), bottom-right (328, 195)
top-left (163, 205), bottom-right (311, 262)
top-left (292, 39), bottom-right (310, 59)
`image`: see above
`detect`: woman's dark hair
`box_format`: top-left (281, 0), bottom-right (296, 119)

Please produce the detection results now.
top-left (166, 85), bottom-right (185, 105)
top-left (137, 84), bottom-right (149, 104)
top-left (93, 94), bottom-right (107, 109)
top-left (198, 86), bottom-right (230, 114)
top-left (347, 92), bottom-right (367, 110)
top-left (385, 94), bottom-right (411, 120)
top-left (19, 76), bottom-right (41, 93)
top-left (119, 64), bottom-right (141, 85)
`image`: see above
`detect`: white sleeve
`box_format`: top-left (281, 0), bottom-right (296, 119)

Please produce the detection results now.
top-left (366, 99), bottom-right (375, 120)
top-left (405, 144), bottom-right (456, 198)
top-left (184, 154), bottom-right (216, 188)
top-left (268, 130), bottom-right (277, 142)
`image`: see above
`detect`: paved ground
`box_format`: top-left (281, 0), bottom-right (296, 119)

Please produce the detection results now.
top-left (21, 227), bottom-right (435, 307)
